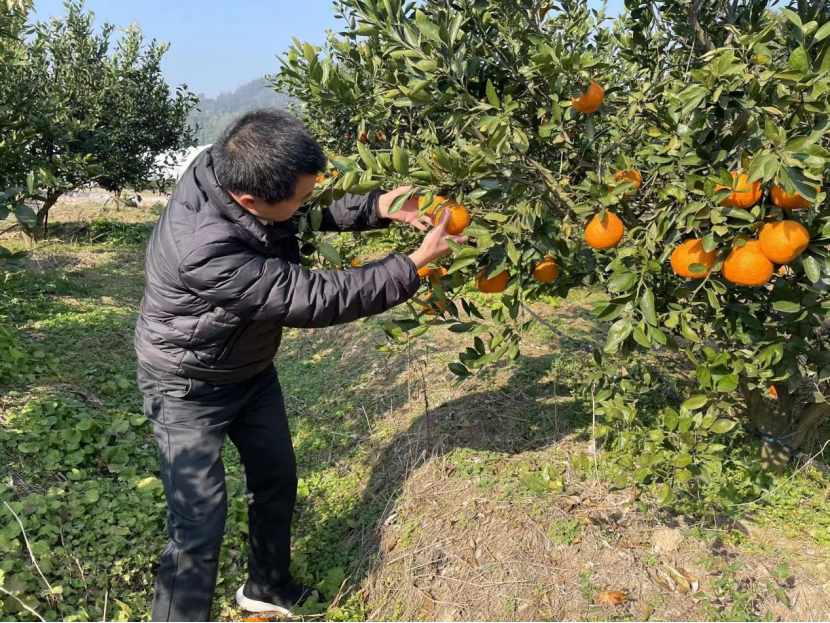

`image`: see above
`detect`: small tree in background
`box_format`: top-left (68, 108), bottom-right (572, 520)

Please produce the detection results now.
top-left (0, 0), bottom-right (197, 243)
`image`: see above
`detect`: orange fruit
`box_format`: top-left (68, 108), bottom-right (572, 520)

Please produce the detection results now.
top-left (417, 266), bottom-right (447, 284)
top-left (245, 618), bottom-right (269, 623)
top-left (615, 169), bottom-right (642, 200)
top-left (585, 212), bottom-right (624, 250)
top-left (316, 174), bottom-right (326, 183)
top-left (350, 258), bottom-right (362, 267)
top-left (670, 238), bottom-right (717, 279)
top-left (758, 220), bottom-right (810, 264)
top-left (571, 82), bottom-right (604, 114)
top-left (532, 256), bottom-right (560, 283)
top-left (359, 132), bottom-right (368, 143)
top-left (476, 268), bottom-right (509, 293)
top-left (331, 169), bottom-right (340, 177)
top-left (716, 172), bottom-right (762, 209)
top-left (420, 292), bottom-right (447, 316)
top-left (433, 204), bottom-right (471, 235)
top-left (722, 240), bottom-right (774, 286)
top-left (769, 385), bottom-right (778, 399)
top-left (770, 184), bottom-right (819, 210)
top-left (418, 195), bottom-right (450, 216)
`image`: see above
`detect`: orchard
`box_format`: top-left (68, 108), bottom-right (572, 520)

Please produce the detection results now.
top-left (277, 0), bottom-right (830, 507)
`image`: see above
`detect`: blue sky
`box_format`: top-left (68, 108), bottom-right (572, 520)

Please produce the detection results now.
top-left (33, 0), bottom-right (623, 98)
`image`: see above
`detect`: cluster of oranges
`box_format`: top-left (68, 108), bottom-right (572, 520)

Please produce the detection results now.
top-left (672, 172), bottom-right (816, 286)
top-left (583, 165), bottom-right (816, 288)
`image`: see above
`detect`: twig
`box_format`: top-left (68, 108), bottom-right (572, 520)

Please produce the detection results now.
top-left (3, 501), bottom-right (53, 591)
top-left (102, 590), bottom-right (108, 623)
top-left (0, 223), bottom-right (19, 236)
top-left (0, 586), bottom-right (46, 622)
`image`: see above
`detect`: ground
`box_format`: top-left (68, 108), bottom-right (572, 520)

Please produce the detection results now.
top-left (0, 199), bottom-right (829, 622)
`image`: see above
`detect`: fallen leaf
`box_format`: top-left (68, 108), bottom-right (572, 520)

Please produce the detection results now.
top-left (596, 590), bottom-right (630, 606)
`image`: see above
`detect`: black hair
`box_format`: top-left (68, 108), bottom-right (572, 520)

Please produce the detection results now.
top-left (212, 108), bottom-right (326, 204)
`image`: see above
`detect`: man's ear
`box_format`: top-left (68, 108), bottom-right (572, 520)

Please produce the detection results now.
top-left (235, 194), bottom-right (257, 210)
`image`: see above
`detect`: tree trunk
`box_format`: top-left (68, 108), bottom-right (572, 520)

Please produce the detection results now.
top-left (740, 379), bottom-right (790, 473)
top-left (19, 193), bottom-right (61, 246)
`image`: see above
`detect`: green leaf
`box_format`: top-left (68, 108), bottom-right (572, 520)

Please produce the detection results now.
top-left (682, 395), bottom-right (708, 411)
top-left (709, 419), bottom-right (737, 434)
top-left (356, 141), bottom-right (378, 170)
top-left (392, 145), bottom-right (409, 176)
top-left (748, 153), bottom-right (778, 183)
top-left (656, 483), bottom-right (674, 507)
top-left (485, 79), bottom-right (500, 108)
top-left (84, 489), bottom-right (100, 503)
top-left (448, 362), bottom-right (471, 377)
top-left (773, 300), bottom-right (801, 313)
top-left (815, 21), bottom-right (830, 42)
top-left (803, 255), bottom-right (821, 283)
top-left (318, 241), bottom-right (342, 267)
top-left (781, 8), bottom-right (802, 30)
top-left (330, 156), bottom-right (361, 173)
top-left (26, 171), bottom-right (34, 195)
top-left (789, 46), bottom-right (810, 73)
top-left (14, 204), bottom-right (36, 228)
top-left (604, 317), bottom-right (633, 354)
top-left (717, 374), bottom-right (739, 393)
top-left (640, 288), bottom-right (658, 325)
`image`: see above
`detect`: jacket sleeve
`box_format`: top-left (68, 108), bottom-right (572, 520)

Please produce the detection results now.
top-left (178, 240), bottom-right (419, 328)
top-left (317, 190), bottom-right (390, 232)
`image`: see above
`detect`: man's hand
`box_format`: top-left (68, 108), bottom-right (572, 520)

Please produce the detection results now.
top-left (378, 186), bottom-right (431, 232)
top-left (408, 209), bottom-right (469, 269)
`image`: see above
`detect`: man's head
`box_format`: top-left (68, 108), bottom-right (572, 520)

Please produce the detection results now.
top-left (212, 108), bottom-right (326, 222)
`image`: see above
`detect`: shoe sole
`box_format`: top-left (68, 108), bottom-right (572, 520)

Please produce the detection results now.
top-left (235, 585), bottom-right (292, 616)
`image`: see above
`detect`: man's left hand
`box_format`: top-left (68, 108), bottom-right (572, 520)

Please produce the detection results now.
top-left (377, 186), bottom-right (431, 232)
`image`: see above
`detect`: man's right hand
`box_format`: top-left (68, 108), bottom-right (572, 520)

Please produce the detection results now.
top-left (408, 208), bottom-right (469, 270)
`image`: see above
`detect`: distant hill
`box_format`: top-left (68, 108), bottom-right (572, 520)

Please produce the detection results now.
top-left (187, 79), bottom-right (291, 145)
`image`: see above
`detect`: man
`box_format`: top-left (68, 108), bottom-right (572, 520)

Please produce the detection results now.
top-left (134, 109), bottom-right (465, 622)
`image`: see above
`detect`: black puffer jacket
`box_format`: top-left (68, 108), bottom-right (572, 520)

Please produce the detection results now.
top-left (134, 149), bottom-right (419, 384)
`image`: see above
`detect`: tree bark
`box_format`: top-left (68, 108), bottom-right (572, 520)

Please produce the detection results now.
top-left (740, 379), bottom-right (789, 473)
top-left (19, 192), bottom-right (61, 246)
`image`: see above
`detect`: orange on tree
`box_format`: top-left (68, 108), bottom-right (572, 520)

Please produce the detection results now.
top-left (722, 239), bottom-right (774, 286)
top-left (716, 171), bottom-right (762, 208)
top-left (420, 196), bottom-right (471, 235)
top-left (316, 174), bottom-right (326, 183)
top-left (769, 385), bottom-right (778, 399)
top-left (584, 211), bottom-right (624, 250)
top-left (770, 183), bottom-right (819, 210)
top-left (670, 238), bottom-right (717, 278)
top-left (476, 268), bottom-right (509, 293)
top-left (758, 220), bottom-right (810, 264)
top-left (420, 292), bottom-right (448, 316)
top-left (359, 132), bottom-right (368, 143)
top-left (571, 82), bottom-right (604, 114)
top-left (532, 256), bottom-right (560, 283)
top-left (614, 169), bottom-right (642, 199)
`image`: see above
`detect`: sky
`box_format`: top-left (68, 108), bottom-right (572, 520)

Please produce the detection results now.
top-left (32, 0), bottom-right (624, 99)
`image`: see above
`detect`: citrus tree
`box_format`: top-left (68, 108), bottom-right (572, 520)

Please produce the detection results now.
top-left (276, 0), bottom-right (830, 505)
top-left (0, 0), bottom-right (197, 243)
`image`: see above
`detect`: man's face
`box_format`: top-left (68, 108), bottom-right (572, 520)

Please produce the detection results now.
top-left (231, 174), bottom-right (318, 222)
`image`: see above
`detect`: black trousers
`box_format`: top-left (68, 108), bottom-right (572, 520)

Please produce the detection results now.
top-left (138, 364), bottom-right (297, 622)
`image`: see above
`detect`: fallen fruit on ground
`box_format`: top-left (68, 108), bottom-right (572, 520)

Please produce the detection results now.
top-left (571, 82), bottom-right (604, 114)
top-left (722, 240), bottom-right (774, 286)
top-left (758, 220), bottom-right (810, 264)
top-left (770, 184), bottom-right (818, 210)
top-left (476, 268), bottom-right (509, 293)
top-left (532, 256), bottom-right (560, 283)
top-left (670, 239), bottom-right (717, 279)
top-left (716, 172), bottom-right (762, 208)
top-left (350, 258), bottom-right (362, 267)
top-left (596, 590), bottom-right (630, 606)
top-left (585, 212), bottom-right (624, 250)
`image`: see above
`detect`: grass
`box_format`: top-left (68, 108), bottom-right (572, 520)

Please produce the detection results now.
top-left (0, 202), bottom-right (829, 621)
